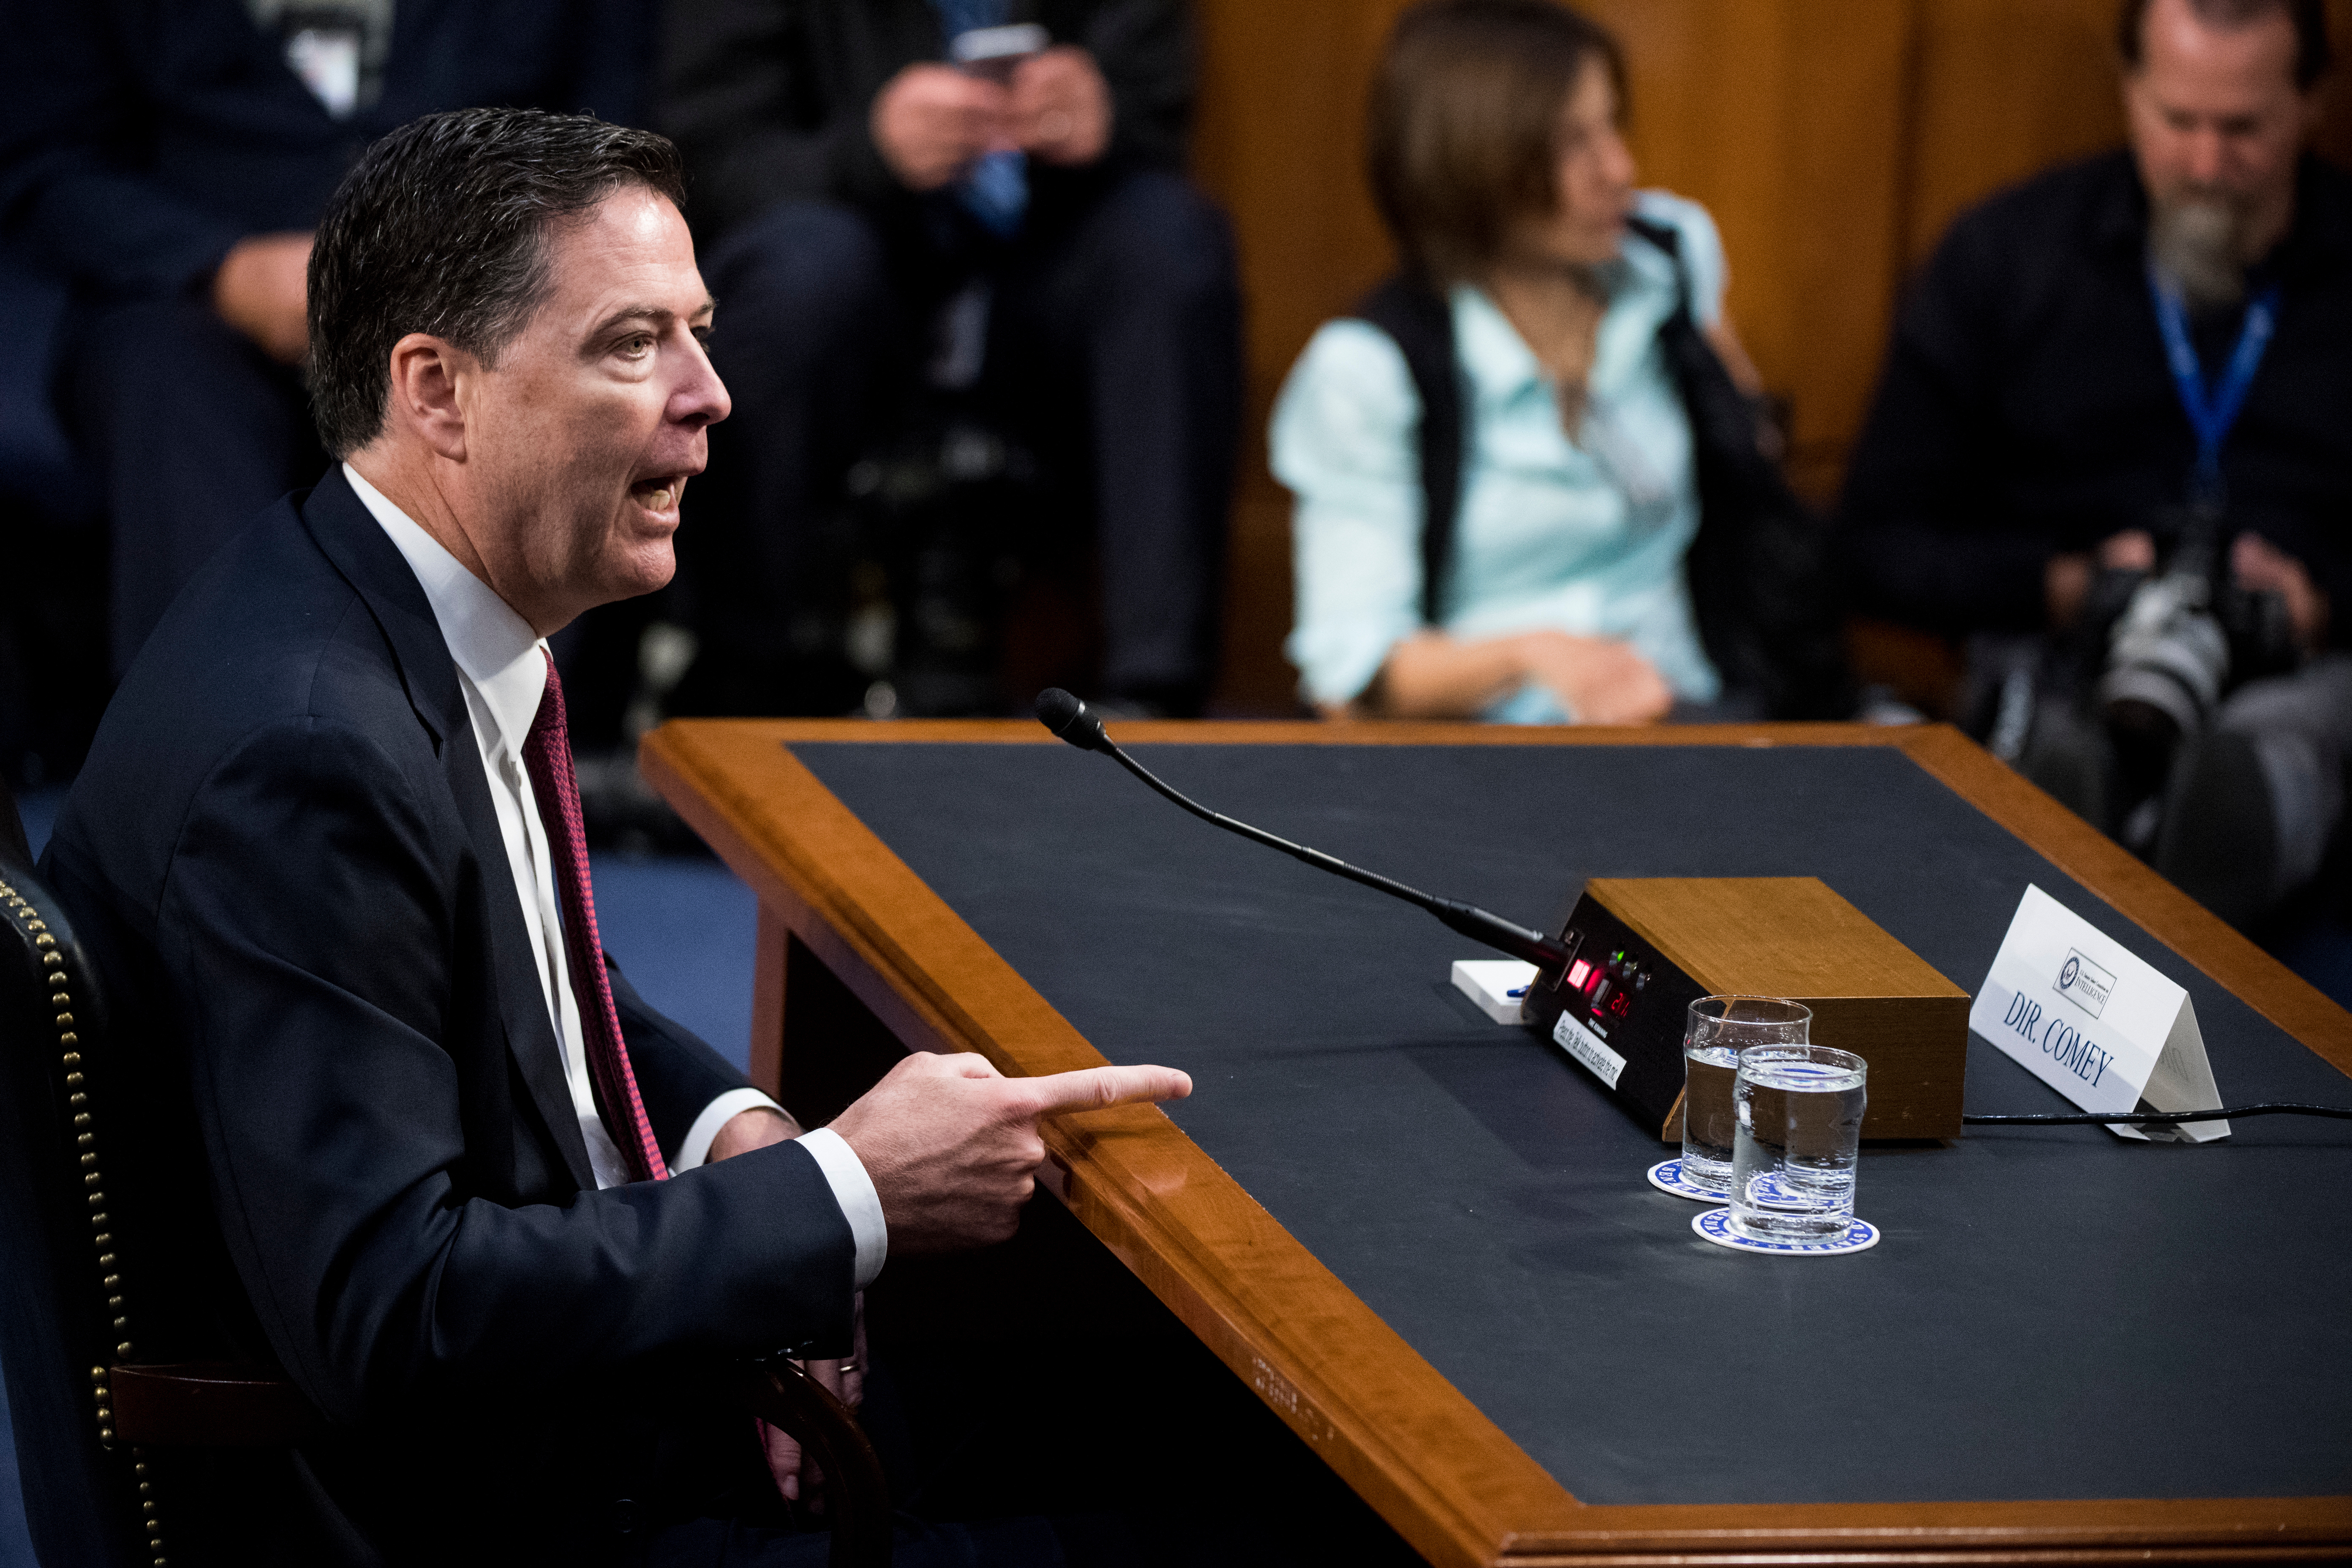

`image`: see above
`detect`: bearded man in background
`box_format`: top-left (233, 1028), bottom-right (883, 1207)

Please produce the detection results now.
top-left (1836, 0), bottom-right (2352, 934)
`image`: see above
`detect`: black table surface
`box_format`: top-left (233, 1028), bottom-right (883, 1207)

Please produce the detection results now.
top-left (792, 740), bottom-right (2352, 1507)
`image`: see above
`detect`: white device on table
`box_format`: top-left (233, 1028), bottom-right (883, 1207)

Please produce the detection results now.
top-left (1451, 959), bottom-right (1538, 1025)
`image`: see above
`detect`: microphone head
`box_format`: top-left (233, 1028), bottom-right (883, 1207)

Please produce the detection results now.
top-left (1034, 688), bottom-right (1111, 753)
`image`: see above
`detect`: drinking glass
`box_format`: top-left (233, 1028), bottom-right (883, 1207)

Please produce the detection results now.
top-left (1728, 1043), bottom-right (1868, 1242)
top-left (1680, 996), bottom-right (1811, 1197)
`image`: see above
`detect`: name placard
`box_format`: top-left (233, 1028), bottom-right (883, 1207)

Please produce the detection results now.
top-left (1969, 885), bottom-right (2227, 1142)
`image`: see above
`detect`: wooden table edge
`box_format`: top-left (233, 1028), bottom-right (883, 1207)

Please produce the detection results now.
top-left (641, 721), bottom-right (1569, 1568)
top-left (640, 718), bottom-right (2352, 1566)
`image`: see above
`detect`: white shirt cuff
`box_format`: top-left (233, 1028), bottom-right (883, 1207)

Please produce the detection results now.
top-left (794, 1127), bottom-right (887, 1290)
top-left (672, 1087), bottom-right (790, 1173)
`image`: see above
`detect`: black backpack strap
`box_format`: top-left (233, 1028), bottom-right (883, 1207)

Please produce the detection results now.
top-left (1348, 275), bottom-right (1462, 626)
top-left (1625, 212), bottom-right (1853, 718)
top-left (1624, 214), bottom-right (1692, 318)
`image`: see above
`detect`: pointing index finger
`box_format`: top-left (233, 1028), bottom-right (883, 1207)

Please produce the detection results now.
top-left (1020, 1064), bottom-right (1193, 1117)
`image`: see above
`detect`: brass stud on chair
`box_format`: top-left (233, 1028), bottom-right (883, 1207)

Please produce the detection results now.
top-left (21, 896), bottom-right (168, 1556)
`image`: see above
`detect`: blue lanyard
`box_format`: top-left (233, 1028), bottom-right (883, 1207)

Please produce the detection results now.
top-left (2147, 263), bottom-right (2279, 505)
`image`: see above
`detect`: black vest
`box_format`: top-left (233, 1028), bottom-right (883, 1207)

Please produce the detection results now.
top-left (1347, 218), bottom-right (1850, 719)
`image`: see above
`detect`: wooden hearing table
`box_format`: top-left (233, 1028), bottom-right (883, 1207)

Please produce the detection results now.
top-left (641, 719), bottom-right (2352, 1567)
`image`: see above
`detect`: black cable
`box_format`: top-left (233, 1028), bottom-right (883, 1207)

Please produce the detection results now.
top-left (1962, 1102), bottom-right (2352, 1125)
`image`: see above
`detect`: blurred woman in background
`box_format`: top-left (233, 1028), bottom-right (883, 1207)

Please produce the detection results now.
top-left (1274, 0), bottom-right (1785, 723)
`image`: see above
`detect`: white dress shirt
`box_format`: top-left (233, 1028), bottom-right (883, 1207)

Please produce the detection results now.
top-left (347, 464), bottom-right (884, 1288)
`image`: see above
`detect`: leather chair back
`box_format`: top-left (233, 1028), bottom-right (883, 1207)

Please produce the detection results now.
top-left (0, 778), bottom-right (152, 1565)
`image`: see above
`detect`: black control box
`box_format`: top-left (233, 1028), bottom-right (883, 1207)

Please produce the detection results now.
top-left (1518, 890), bottom-right (1707, 1139)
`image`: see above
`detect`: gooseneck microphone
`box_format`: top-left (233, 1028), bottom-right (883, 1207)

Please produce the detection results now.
top-left (1034, 689), bottom-right (1573, 975)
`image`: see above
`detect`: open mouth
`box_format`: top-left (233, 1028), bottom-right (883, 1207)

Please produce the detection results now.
top-left (630, 474), bottom-right (687, 512)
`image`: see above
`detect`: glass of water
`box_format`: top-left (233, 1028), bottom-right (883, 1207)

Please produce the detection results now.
top-left (1729, 1043), bottom-right (1868, 1242)
top-left (1681, 996), bottom-right (1811, 1197)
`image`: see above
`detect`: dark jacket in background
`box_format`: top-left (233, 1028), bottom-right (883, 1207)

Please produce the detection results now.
top-left (38, 470), bottom-right (853, 1561)
top-left (0, 0), bottom-right (650, 515)
top-left (658, 0), bottom-right (1193, 241)
top-left (0, 0), bottom-right (652, 302)
top-left (1835, 150), bottom-right (2352, 648)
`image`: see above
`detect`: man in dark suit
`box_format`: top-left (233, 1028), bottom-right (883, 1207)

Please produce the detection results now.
top-left (656, 0), bottom-right (1241, 719)
top-left (39, 107), bottom-right (1187, 1564)
top-left (0, 0), bottom-right (652, 678)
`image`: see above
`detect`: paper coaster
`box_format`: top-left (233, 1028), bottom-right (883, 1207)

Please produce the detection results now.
top-left (1693, 1206), bottom-right (1880, 1255)
top-left (1646, 1159), bottom-right (1729, 1204)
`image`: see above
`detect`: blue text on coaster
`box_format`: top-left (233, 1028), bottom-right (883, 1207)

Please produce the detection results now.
top-left (1693, 1206), bottom-right (1880, 1256)
top-left (1646, 1159), bottom-right (1728, 1204)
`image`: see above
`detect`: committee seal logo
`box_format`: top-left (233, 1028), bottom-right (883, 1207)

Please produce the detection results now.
top-left (2054, 946), bottom-right (2116, 1019)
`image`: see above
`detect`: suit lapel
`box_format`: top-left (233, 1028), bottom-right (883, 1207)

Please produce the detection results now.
top-left (300, 471), bottom-right (600, 1193)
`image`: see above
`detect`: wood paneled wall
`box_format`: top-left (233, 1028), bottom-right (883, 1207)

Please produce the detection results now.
top-left (1190, 0), bottom-right (2352, 713)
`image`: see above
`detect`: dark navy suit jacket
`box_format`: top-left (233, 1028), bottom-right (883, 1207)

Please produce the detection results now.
top-left (0, 0), bottom-right (652, 302)
top-left (41, 469), bottom-right (852, 1560)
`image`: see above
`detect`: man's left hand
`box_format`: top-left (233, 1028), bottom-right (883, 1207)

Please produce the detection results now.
top-left (708, 1107), bottom-right (864, 1504)
top-left (756, 1293), bottom-right (866, 1506)
top-left (1010, 46), bottom-right (1112, 166)
top-left (2234, 532), bottom-right (2330, 650)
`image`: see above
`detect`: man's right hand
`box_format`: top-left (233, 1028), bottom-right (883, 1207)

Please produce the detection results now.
top-left (871, 63), bottom-right (1010, 192)
top-left (2046, 529), bottom-right (2156, 628)
top-left (829, 1050), bottom-right (1191, 1253)
top-left (212, 231), bottom-right (314, 364)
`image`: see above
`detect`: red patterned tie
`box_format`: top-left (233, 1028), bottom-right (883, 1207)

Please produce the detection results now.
top-left (520, 656), bottom-right (670, 1184)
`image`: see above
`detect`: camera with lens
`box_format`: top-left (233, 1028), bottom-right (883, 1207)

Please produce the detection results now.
top-left (2088, 501), bottom-right (2300, 754)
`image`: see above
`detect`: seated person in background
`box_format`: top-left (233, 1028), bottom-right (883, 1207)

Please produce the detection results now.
top-left (657, 0), bottom-right (1241, 718)
top-left (1274, 0), bottom-right (1828, 725)
top-left (1836, 0), bottom-right (2352, 932)
top-left (0, 0), bottom-right (650, 681)
top-left (40, 107), bottom-right (1190, 1562)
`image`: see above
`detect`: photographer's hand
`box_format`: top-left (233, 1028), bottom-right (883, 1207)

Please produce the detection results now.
top-left (2232, 533), bottom-right (2329, 650)
top-left (2047, 530), bottom-right (2154, 629)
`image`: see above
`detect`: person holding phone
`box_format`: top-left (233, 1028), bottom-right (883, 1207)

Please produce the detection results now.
top-left (657, 0), bottom-right (1242, 721)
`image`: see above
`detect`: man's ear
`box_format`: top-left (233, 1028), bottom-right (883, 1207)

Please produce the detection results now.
top-left (384, 332), bottom-right (474, 462)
